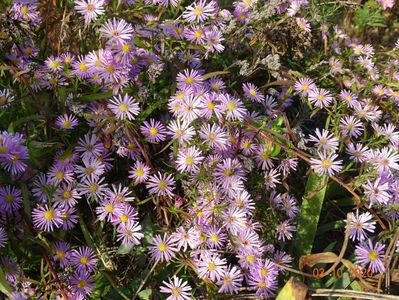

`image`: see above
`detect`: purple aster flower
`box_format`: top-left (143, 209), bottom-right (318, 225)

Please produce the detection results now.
top-left (146, 172), bottom-right (175, 198)
top-left (176, 146), bottom-right (204, 174)
top-left (182, 0), bottom-right (217, 22)
top-left (218, 94), bottom-right (247, 121)
top-left (176, 69), bottom-right (203, 90)
top-left (308, 88), bottom-right (334, 108)
top-left (32, 204), bottom-right (63, 232)
top-left (355, 240), bottom-right (385, 274)
top-left (55, 114), bottom-right (79, 130)
top-left (275, 220), bottom-right (296, 241)
top-left (273, 250), bottom-right (293, 274)
top-left (339, 90), bottom-right (359, 108)
top-left (111, 203), bottom-right (138, 226)
top-left (53, 241), bottom-right (71, 268)
top-left (129, 161), bottom-right (151, 183)
top-left (79, 176), bottom-right (108, 201)
top-left (31, 173), bottom-right (52, 202)
top-left (363, 177), bottom-right (391, 207)
top-left (217, 265), bottom-right (243, 294)
top-left (71, 55), bottom-right (91, 79)
top-left (76, 133), bottom-right (105, 159)
top-left (99, 18), bottom-right (134, 44)
top-left (310, 151), bottom-right (343, 176)
top-left (177, 94), bottom-right (202, 123)
top-left (0, 227), bottom-right (7, 248)
top-left (170, 226), bottom-right (201, 251)
top-left (117, 221), bottom-right (143, 246)
top-left (205, 226), bottom-right (227, 249)
top-left (248, 270), bottom-right (278, 298)
top-left (44, 55), bottom-right (63, 72)
top-left (0, 256), bottom-right (18, 283)
top-left (160, 276), bottom-right (192, 300)
top-left (107, 184), bottom-right (134, 202)
top-left (204, 29), bottom-right (225, 56)
top-left (243, 83), bottom-right (265, 103)
top-left (74, 0), bottom-right (105, 24)
top-left (96, 199), bottom-right (122, 222)
top-left (347, 210), bottom-right (376, 242)
top-left (346, 143), bottom-right (369, 163)
top-left (197, 252), bottom-right (227, 282)
top-left (294, 77), bottom-right (316, 96)
top-left (55, 184), bottom-right (81, 208)
top-left (140, 119), bottom-right (168, 143)
top-left (296, 17), bottom-right (311, 33)
top-left (199, 123), bottom-right (228, 150)
top-left (76, 157), bottom-right (105, 181)
top-left (308, 128), bottom-right (339, 152)
top-left (71, 270), bottom-right (95, 297)
top-left (148, 234), bottom-right (178, 262)
top-left (0, 185), bottom-right (22, 214)
top-left (70, 246), bottom-right (98, 272)
top-left (340, 116), bottom-right (364, 138)
top-left (107, 94), bottom-right (140, 121)
top-left (60, 206), bottom-right (79, 230)
top-left (167, 119), bottom-right (196, 144)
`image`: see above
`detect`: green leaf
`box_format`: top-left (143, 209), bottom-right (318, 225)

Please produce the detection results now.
top-left (316, 220), bottom-right (345, 236)
top-left (294, 172), bottom-right (328, 257)
top-left (138, 288), bottom-right (152, 300)
top-left (117, 243), bottom-right (134, 255)
top-left (276, 277), bottom-right (307, 300)
top-left (0, 267), bottom-right (12, 297)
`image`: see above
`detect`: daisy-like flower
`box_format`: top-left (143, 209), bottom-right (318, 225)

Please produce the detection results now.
top-left (371, 147), bottom-right (399, 173)
top-left (99, 18), bottom-right (134, 44)
top-left (75, 157), bottom-right (105, 180)
top-left (96, 199), bottom-right (122, 222)
top-left (32, 205), bottom-right (63, 232)
top-left (176, 69), bottom-right (203, 90)
top-left (70, 246), bottom-right (98, 272)
top-left (340, 116), bottom-right (363, 138)
top-left (310, 151), bottom-right (343, 176)
top-left (363, 177), bottom-right (391, 207)
top-left (199, 123), bottom-right (228, 150)
top-left (223, 207), bottom-right (247, 235)
top-left (0, 228), bottom-right (7, 248)
top-left (55, 114), bottom-right (79, 130)
top-left (200, 92), bottom-right (223, 119)
top-left (275, 220), bottom-right (296, 241)
top-left (197, 252), bottom-right (227, 282)
top-left (170, 226), bottom-right (201, 251)
top-left (45, 55), bottom-right (63, 72)
top-left (129, 161), bottom-right (151, 183)
top-left (308, 128), bottom-right (339, 152)
top-left (273, 250), bottom-right (293, 274)
top-left (148, 234), bottom-right (178, 262)
top-left (347, 210), bottom-right (376, 242)
top-left (0, 256), bottom-right (18, 283)
top-left (217, 265), bottom-right (243, 294)
top-left (308, 88), bottom-right (334, 108)
top-left (296, 17), bottom-right (311, 33)
top-left (71, 270), bottom-right (95, 297)
top-left (140, 119), bottom-right (168, 143)
top-left (346, 143), bottom-right (369, 163)
top-left (74, 0), bottom-right (105, 24)
top-left (355, 240), bottom-right (385, 274)
top-left (0, 89), bottom-right (15, 108)
top-left (294, 77), bottom-right (316, 96)
top-left (117, 221), bottom-right (144, 246)
top-left (53, 241), bottom-right (71, 268)
top-left (146, 172), bottom-right (175, 197)
top-left (76, 133), bottom-right (105, 159)
top-left (219, 94), bottom-right (247, 121)
top-left (264, 169), bottom-right (281, 189)
top-left (108, 94), bottom-right (140, 121)
top-left (160, 276), bottom-right (192, 300)
top-left (79, 177), bottom-right (108, 201)
top-left (177, 94), bottom-right (202, 123)
top-left (182, 0), bottom-right (216, 22)
top-left (167, 119), bottom-right (196, 144)
top-left (111, 203), bottom-right (138, 226)
top-left (107, 184), bottom-right (134, 202)
top-left (0, 185), bottom-right (23, 214)
top-left (339, 90), bottom-right (359, 108)
top-left (206, 226), bottom-right (227, 249)
top-left (242, 83), bottom-right (265, 102)
top-left (176, 146), bottom-right (204, 174)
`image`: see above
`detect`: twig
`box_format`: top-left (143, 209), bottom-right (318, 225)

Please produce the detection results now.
top-left (132, 260), bottom-right (159, 300)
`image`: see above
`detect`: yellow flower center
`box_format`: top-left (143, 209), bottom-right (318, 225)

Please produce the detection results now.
top-left (105, 204), bottom-right (114, 213)
top-left (158, 180), bottom-right (167, 190)
top-left (246, 255), bottom-right (255, 263)
top-left (122, 43), bottom-right (131, 53)
top-left (80, 256), bottom-right (88, 265)
top-left (171, 287), bottom-right (182, 296)
top-left (79, 64), bottom-right (88, 71)
top-left (5, 194), bottom-right (14, 203)
top-left (208, 262), bottom-right (216, 272)
top-left (194, 31), bottom-right (202, 39)
top-left (185, 156), bottom-right (194, 165)
top-left (56, 250), bottom-right (65, 260)
top-left (149, 128), bottom-right (158, 136)
top-left (258, 281), bottom-right (267, 289)
top-left (119, 103), bottom-right (129, 112)
top-left (226, 101), bottom-right (236, 111)
top-left (89, 184), bottom-right (98, 193)
top-left (62, 191), bottom-right (71, 199)
top-left (136, 169), bottom-right (144, 177)
top-left (368, 250), bottom-right (378, 261)
top-left (55, 171), bottom-right (65, 180)
top-left (158, 242), bottom-right (167, 251)
top-left (249, 89), bottom-right (257, 96)
top-left (86, 3), bottom-right (95, 12)
top-left (185, 77), bottom-right (194, 84)
top-left (50, 61), bottom-right (60, 69)
top-left (63, 120), bottom-right (72, 128)
top-left (321, 158), bottom-right (332, 169)
top-left (21, 6), bottom-right (28, 15)
top-left (106, 65), bottom-right (115, 73)
top-left (120, 214), bottom-right (128, 223)
top-left (261, 267), bottom-right (268, 276)
top-left (207, 102), bottom-right (215, 110)
top-left (210, 234), bottom-right (219, 242)
top-left (44, 210), bottom-right (54, 221)
top-left (193, 6), bottom-right (204, 16)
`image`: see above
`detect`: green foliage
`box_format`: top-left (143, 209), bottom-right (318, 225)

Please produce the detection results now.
top-left (294, 172), bottom-right (328, 257)
top-left (354, 0), bottom-right (386, 31)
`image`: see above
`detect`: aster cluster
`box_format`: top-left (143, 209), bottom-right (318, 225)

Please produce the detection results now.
top-left (1, 0), bottom-right (399, 298)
